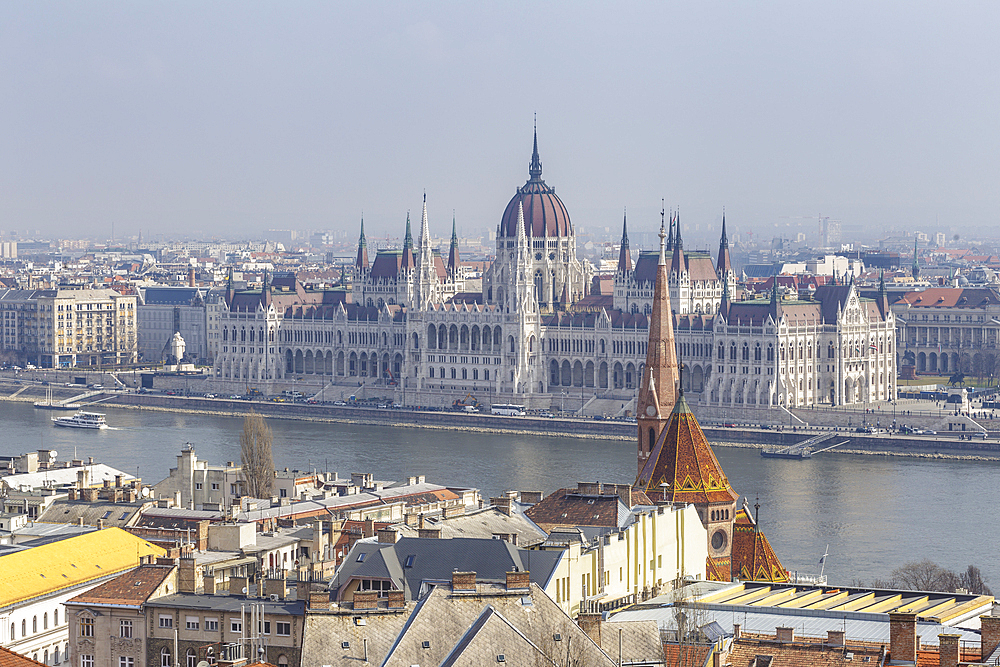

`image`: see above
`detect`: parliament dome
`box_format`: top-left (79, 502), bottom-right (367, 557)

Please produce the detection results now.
top-left (499, 132), bottom-right (573, 239)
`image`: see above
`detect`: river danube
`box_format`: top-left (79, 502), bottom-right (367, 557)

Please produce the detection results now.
top-left (6, 401), bottom-right (997, 589)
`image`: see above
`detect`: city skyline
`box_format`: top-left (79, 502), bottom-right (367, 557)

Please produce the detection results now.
top-left (2, 3), bottom-right (999, 246)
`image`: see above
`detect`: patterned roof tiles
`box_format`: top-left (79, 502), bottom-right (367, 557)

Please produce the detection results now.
top-left (635, 396), bottom-right (739, 506)
top-left (730, 509), bottom-right (788, 583)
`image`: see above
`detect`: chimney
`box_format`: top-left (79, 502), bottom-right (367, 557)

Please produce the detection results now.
top-left (981, 612), bottom-right (1000, 660)
top-left (417, 526), bottom-right (442, 539)
top-left (889, 612), bottom-right (918, 664)
top-left (490, 496), bottom-right (512, 516)
top-left (938, 634), bottom-right (960, 667)
top-left (178, 557), bottom-right (199, 593)
top-left (188, 267), bottom-right (196, 287)
top-left (577, 482), bottom-right (600, 495)
top-left (733, 623), bottom-right (741, 640)
top-left (826, 630), bottom-right (846, 647)
top-left (97, 518), bottom-right (105, 530)
top-left (204, 574), bottom-right (216, 595)
top-left (387, 590), bottom-right (405, 609)
top-left (519, 491), bottom-right (542, 505)
top-left (404, 513), bottom-right (419, 527)
top-left (115, 474), bottom-right (123, 487)
top-left (451, 571), bottom-right (476, 592)
top-left (442, 504), bottom-right (465, 519)
top-left (775, 627), bottom-right (794, 643)
top-left (352, 591), bottom-right (377, 610)
top-left (308, 591), bottom-right (331, 611)
top-left (577, 612), bottom-right (602, 645)
top-left (506, 571), bottom-right (530, 591)
top-left (264, 578), bottom-right (286, 600)
top-left (377, 527), bottom-right (398, 544)
top-left (229, 576), bottom-right (248, 596)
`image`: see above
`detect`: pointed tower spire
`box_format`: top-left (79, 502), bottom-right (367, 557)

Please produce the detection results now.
top-left (667, 210), bottom-right (675, 250)
top-left (355, 215), bottom-right (369, 271)
top-left (717, 210), bottom-right (733, 277)
top-left (769, 277), bottom-right (779, 306)
top-left (447, 211), bottom-right (460, 276)
top-left (637, 213), bottom-right (681, 473)
top-left (670, 210), bottom-right (684, 275)
top-left (401, 212), bottom-right (415, 270)
top-left (516, 200), bottom-right (528, 244)
top-left (617, 207), bottom-right (632, 274)
top-left (529, 115), bottom-right (542, 181)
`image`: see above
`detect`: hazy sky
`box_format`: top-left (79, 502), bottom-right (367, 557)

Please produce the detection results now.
top-left (2, 2), bottom-right (999, 248)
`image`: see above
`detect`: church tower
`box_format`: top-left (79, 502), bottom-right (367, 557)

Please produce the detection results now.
top-left (636, 214), bottom-right (680, 473)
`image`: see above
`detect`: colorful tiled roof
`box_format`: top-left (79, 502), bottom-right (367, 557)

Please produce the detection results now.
top-left (730, 509), bottom-right (788, 583)
top-left (635, 396), bottom-right (739, 506)
top-left (0, 527), bottom-right (165, 608)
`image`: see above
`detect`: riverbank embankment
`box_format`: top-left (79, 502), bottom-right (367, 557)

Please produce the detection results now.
top-left (4, 381), bottom-right (1000, 462)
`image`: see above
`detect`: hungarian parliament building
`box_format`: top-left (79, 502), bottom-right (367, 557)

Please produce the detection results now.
top-left (211, 134), bottom-right (896, 413)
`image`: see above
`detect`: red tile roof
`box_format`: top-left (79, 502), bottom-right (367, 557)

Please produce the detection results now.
top-left (0, 647), bottom-right (47, 667)
top-left (68, 563), bottom-right (175, 607)
top-left (730, 509), bottom-right (788, 583)
top-left (635, 397), bottom-right (739, 506)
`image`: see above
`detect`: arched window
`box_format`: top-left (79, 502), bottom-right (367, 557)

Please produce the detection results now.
top-left (429, 367), bottom-right (435, 378)
top-left (718, 343), bottom-right (725, 360)
top-left (32, 617), bottom-right (36, 633)
top-left (277, 656), bottom-right (288, 667)
top-left (767, 344), bottom-right (774, 362)
top-left (21, 620), bottom-right (25, 637)
top-left (729, 342), bottom-right (737, 361)
top-left (742, 343), bottom-right (750, 361)
top-left (161, 648), bottom-right (172, 667)
top-left (54, 646), bottom-right (60, 664)
top-left (186, 649), bottom-right (197, 667)
top-left (43, 613), bottom-right (47, 630)
top-left (54, 609), bottom-right (58, 625)
top-left (754, 344), bottom-right (762, 361)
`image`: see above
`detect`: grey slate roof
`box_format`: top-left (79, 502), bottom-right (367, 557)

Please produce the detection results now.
top-left (380, 582), bottom-right (617, 667)
top-left (392, 505), bottom-right (547, 547)
top-left (330, 537), bottom-right (562, 601)
top-left (300, 606), bottom-right (415, 667)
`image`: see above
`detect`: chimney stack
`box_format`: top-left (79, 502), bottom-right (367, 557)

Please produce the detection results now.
top-left (577, 613), bottom-right (602, 645)
top-left (889, 612), bottom-right (918, 665)
top-left (938, 634), bottom-right (960, 667)
top-left (775, 627), bottom-right (794, 643)
top-left (451, 571), bottom-right (476, 592)
top-left (981, 611), bottom-right (1000, 661)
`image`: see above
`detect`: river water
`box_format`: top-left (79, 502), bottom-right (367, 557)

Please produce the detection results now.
top-left (6, 401), bottom-right (998, 589)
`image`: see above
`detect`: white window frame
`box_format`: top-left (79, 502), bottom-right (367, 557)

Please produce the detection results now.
top-left (205, 618), bottom-right (218, 632)
top-left (159, 615), bottom-right (173, 629)
top-left (185, 616), bottom-right (199, 630)
top-left (120, 619), bottom-right (133, 638)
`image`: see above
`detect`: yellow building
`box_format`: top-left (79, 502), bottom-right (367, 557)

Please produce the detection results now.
top-left (0, 527), bottom-right (164, 662)
top-left (0, 287), bottom-right (137, 368)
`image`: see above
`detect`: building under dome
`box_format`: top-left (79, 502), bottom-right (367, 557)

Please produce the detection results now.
top-left (209, 129), bottom-right (895, 418)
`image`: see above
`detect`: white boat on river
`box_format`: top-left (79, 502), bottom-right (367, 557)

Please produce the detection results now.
top-left (52, 411), bottom-right (109, 429)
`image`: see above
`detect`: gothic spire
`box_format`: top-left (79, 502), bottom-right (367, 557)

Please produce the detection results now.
top-left (529, 117), bottom-right (543, 181)
top-left (447, 212), bottom-right (460, 275)
top-left (717, 210), bottom-right (733, 277)
top-left (637, 210), bottom-right (680, 474)
top-left (670, 210), bottom-right (684, 275)
top-left (401, 212), bottom-right (415, 270)
top-left (617, 207), bottom-right (632, 274)
top-left (355, 214), bottom-right (369, 271)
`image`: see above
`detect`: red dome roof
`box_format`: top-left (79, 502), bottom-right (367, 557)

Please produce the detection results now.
top-left (499, 132), bottom-right (572, 238)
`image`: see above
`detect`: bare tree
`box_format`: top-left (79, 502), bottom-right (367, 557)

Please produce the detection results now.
top-left (891, 560), bottom-right (992, 595)
top-left (239, 411), bottom-right (274, 499)
top-left (892, 560), bottom-right (951, 591)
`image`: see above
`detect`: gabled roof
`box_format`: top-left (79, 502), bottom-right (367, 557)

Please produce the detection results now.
top-left (730, 508), bottom-right (788, 583)
top-left (813, 284), bottom-right (853, 324)
top-left (67, 563), bottom-right (175, 607)
top-left (897, 287), bottom-right (1000, 309)
top-left (330, 538), bottom-right (560, 601)
top-left (379, 582), bottom-right (614, 667)
top-left (635, 396), bottom-right (739, 506)
top-left (524, 489), bottom-right (629, 532)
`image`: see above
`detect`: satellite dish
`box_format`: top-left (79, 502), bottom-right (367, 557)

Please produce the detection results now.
top-left (197, 662), bottom-right (210, 667)
top-left (140, 487), bottom-right (150, 498)
top-left (242, 587), bottom-right (248, 594)
top-left (49, 450), bottom-right (58, 458)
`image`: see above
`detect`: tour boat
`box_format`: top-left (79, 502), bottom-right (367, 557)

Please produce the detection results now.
top-left (52, 411), bottom-right (109, 429)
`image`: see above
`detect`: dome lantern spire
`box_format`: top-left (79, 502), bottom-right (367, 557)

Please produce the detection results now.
top-left (529, 116), bottom-right (543, 181)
